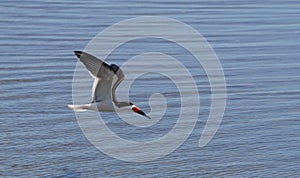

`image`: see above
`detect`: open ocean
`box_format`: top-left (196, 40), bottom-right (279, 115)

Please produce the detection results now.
top-left (1, 0), bottom-right (299, 177)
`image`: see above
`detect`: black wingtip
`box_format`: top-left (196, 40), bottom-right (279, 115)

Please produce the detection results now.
top-left (74, 51), bottom-right (83, 58)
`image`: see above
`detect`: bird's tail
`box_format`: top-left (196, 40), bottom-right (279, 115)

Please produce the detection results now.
top-left (68, 104), bottom-right (89, 112)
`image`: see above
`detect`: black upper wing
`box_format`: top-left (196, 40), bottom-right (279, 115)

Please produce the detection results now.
top-left (74, 51), bottom-right (125, 103)
top-left (74, 51), bottom-right (112, 78)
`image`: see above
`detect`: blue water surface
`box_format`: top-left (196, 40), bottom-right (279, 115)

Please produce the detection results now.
top-left (1, 0), bottom-right (299, 177)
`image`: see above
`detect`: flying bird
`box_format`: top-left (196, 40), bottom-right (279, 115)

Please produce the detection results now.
top-left (68, 51), bottom-right (151, 119)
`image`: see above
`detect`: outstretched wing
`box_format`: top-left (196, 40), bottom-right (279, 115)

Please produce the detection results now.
top-left (74, 51), bottom-right (124, 103)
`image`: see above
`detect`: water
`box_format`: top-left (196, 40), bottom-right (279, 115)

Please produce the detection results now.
top-left (1, 0), bottom-right (300, 177)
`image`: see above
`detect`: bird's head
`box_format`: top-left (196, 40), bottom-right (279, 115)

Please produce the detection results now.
top-left (130, 102), bottom-right (151, 119)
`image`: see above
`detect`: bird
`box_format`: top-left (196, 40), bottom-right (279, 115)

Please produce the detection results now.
top-left (68, 51), bottom-right (151, 119)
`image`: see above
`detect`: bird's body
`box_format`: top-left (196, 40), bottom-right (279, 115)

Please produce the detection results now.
top-left (68, 51), bottom-right (151, 119)
top-left (68, 102), bottom-right (114, 112)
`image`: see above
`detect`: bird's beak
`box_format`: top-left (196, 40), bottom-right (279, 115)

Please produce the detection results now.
top-left (131, 105), bottom-right (151, 119)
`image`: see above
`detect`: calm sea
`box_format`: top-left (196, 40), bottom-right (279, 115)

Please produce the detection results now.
top-left (1, 0), bottom-right (299, 177)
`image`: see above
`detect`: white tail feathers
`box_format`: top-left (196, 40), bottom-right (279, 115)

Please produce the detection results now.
top-left (68, 104), bottom-right (89, 112)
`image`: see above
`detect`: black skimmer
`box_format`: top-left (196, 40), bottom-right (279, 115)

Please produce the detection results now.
top-left (68, 51), bottom-right (151, 119)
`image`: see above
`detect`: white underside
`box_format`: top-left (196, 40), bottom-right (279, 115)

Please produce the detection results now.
top-left (68, 102), bottom-right (129, 112)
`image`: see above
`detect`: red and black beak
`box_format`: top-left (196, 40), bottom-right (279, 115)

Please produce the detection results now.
top-left (131, 104), bottom-right (151, 119)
